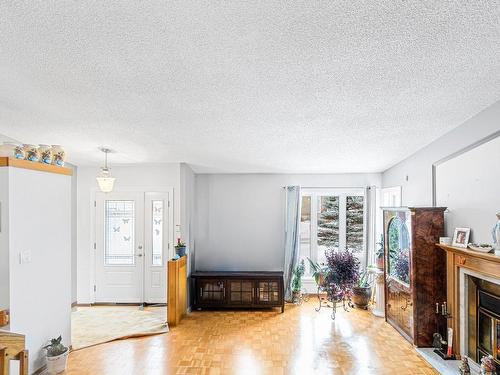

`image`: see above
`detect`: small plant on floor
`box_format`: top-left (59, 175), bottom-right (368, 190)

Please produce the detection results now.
top-left (291, 259), bottom-right (306, 303)
top-left (43, 335), bottom-right (69, 374)
top-left (352, 271), bottom-right (372, 309)
top-left (44, 336), bottom-right (67, 357)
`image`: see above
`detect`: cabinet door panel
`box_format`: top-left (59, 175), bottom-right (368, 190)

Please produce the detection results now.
top-left (228, 280), bottom-right (254, 305)
top-left (257, 280), bottom-right (280, 304)
top-left (199, 279), bottom-right (225, 304)
top-left (386, 287), bottom-right (413, 339)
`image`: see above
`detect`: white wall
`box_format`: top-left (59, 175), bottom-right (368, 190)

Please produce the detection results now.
top-left (194, 173), bottom-right (381, 272)
top-left (70, 164), bottom-right (78, 304)
top-left (6, 168), bottom-right (72, 373)
top-left (435, 135), bottom-right (500, 241)
top-left (0, 169), bottom-right (10, 311)
top-left (180, 163), bottom-right (196, 274)
top-left (76, 164), bottom-right (181, 303)
top-left (382, 100), bottom-right (500, 206)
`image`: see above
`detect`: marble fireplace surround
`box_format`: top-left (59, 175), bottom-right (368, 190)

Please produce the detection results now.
top-left (436, 244), bottom-right (500, 373)
top-left (459, 268), bottom-right (500, 372)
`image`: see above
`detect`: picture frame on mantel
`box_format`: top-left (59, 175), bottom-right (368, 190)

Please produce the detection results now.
top-left (452, 227), bottom-right (470, 248)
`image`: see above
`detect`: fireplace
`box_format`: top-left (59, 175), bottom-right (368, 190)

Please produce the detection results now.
top-left (466, 275), bottom-right (500, 370)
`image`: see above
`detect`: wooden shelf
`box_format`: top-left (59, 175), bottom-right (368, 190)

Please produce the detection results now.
top-left (436, 243), bottom-right (500, 264)
top-left (0, 157), bottom-right (72, 176)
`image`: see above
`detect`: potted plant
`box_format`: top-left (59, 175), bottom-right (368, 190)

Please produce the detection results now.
top-left (306, 257), bottom-right (327, 288)
top-left (324, 249), bottom-right (359, 304)
top-left (291, 259), bottom-right (305, 302)
top-left (174, 238), bottom-right (186, 257)
top-left (375, 234), bottom-right (384, 270)
top-left (43, 336), bottom-right (68, 374)
top-left (352, 271), bottom-right (372, 309)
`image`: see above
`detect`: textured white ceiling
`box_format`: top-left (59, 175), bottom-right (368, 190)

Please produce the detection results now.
top-left (1, 1), bottom-right (499, 173)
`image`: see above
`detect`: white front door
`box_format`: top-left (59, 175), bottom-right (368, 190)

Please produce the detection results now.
top-left (94, 191), bottom-right (169, 304)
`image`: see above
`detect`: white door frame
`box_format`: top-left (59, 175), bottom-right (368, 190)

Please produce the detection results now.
top-left (90, 188), bottom-right (174, 304)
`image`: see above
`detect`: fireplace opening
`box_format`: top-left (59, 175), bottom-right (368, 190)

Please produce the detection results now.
top-left (467, 276), bottom-right (500, 370)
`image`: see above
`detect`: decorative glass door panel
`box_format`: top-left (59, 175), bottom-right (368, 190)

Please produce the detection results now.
top-left (144, 192), bottom-right (170, 304)
top-left (258, 281), bottom-right (279, 304)
top-left (105, 200), bottom-right (135, 265)
top-left (229, 280), bottom-right (254, 304)
top-left (151, 200), bottom-right (164, 266)
top-left (200, 279), bottom-right (225, 304)
top-left (386, 212), bottom-right (411, 287)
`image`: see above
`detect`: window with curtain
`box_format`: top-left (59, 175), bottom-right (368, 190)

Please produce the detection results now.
top-left (299, 188), bottom-right (366, 275)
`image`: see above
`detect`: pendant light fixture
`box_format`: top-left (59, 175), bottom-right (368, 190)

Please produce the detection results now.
top-left (96, 147), bottom-right (115, 193)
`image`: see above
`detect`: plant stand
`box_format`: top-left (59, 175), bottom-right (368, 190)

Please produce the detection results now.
top-left (315, 287), bottom-right (352, 320)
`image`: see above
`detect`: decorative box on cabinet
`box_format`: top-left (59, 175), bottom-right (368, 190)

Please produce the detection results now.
top-left (383, 207), bottom-right (446, 347)
top-left (192, 272), bottom-right (284, 313)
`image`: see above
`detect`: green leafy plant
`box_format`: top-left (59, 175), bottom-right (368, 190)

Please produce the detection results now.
top-left (175, 238), bottom-right (186, 248)
top-left (306, 257), bottom-right (327, 286)
top-left (43, 336), bottom-right (68, 357)
top-left (356, 271), bottom-right (371, 288)
top-left (291, 259), bottom-right (305, 292)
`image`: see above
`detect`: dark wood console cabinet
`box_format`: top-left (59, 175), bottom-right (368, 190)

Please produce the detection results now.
top-left (192, 272), bottom-right (284, 313)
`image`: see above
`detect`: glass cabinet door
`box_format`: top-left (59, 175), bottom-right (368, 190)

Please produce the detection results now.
top-left (228, 280), bottom-right (254, 304)
top-left (257, 281), bottom-right (280, 304)
top-left (386, 211), bottom-right (411, 287)
top-left (199, 279), bottom-right (225, 304)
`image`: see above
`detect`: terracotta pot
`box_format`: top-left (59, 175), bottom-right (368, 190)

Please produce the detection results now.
top-left (352, 286), bottom-right (371, 309)
top-left (292, 290), bottom-right (301, 302)
top-left (376, 256), bottom-right (384, 270)
top-left (316, 273), bottom-right (328, 288)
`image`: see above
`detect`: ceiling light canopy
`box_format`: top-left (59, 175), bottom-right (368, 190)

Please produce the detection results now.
top-left (96, 147), bottom-right (115, 193)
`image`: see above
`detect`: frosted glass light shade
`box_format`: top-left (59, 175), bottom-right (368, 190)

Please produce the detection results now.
top-left (96, 168), bottom-right (115, 193)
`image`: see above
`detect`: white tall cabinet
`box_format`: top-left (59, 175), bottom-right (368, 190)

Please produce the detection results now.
top-left (0, 159), bottom-right (72, 373)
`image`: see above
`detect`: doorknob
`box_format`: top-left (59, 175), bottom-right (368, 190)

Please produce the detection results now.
top-left (138, 245), bottom-right (143, 250)
top-left (136, 253), bottom-right (143, 257)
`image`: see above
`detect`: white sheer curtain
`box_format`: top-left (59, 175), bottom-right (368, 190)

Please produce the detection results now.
top-left (283, 186), bottom-right (301, 301)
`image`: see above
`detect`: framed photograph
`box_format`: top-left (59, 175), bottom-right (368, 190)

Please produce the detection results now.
top-left (452, 227), bottom-right (470, 248)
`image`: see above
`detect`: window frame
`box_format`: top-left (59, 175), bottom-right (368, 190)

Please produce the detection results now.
top-left (300, 187), bottom-right (367, 276)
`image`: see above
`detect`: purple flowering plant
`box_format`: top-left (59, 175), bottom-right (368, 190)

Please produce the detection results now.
top-left (324, 249), bottom-right (360, 302)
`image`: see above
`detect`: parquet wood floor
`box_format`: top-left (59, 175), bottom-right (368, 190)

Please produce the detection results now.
top-left (64, 301), bottom-right (437, 375)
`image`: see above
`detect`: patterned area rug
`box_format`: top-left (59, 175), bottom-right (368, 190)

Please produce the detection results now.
top-left (72, 307), bottom-right (169, 350)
